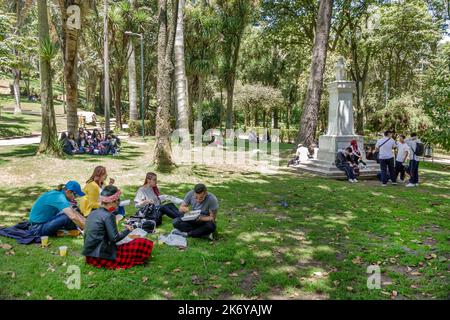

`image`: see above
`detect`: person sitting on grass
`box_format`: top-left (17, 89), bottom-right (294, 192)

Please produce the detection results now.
top-left (77, 131), bottom-right (89, 153)
top-left (134, 172), bottom-right (182, 226)
top-left (83, 185), bottom-right (154, 269)
top-left (172, 184), bottom-right (218, 239)
top-left (28, 181), bottom-right (86, 237)
top-left (336, 147), bottom-right (358, 183)
top-left (79, 166), bottom-right (125, 218)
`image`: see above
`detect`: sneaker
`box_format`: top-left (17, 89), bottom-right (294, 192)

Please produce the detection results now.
top-left (381, 184), bottom-right (387, 187)
top-left (208, 233), bottom-right (214, 241)
top-left (171, 229), bottom-right (188, 237)
top-left (399, 179), bottom-right (405, 183)
top-left (348, 179), bottom-right (354, 183)
top-left (353, 179), bottom-right (358, 183)
top-left (415, 183), bottom-right (419, 187)
top-left (405, 183), bottom-right (415, 187)
top-left (391, 182), bottom-right (398, 185)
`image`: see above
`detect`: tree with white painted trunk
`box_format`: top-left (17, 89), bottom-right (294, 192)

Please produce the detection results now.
top-left (175, 0), bottom-right (189, 139)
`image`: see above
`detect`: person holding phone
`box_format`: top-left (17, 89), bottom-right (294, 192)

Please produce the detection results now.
top-left (83, 185), bottom-right (154, 269)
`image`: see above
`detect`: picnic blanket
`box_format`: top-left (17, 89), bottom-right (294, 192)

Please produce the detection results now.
top-left (0, 221), bottom-right (41, 244)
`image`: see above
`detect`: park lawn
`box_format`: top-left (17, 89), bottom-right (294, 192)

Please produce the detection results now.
top-left (0, 139), bottom-right (449, 300)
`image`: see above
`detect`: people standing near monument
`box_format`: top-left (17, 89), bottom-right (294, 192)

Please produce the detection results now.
top-left (375, 130), bottom-right (397, 186)
top-left (335, 147), bottom-right (358, 183)
top-left (405, 133), bottom-right (422, 187)
top-left (394, 135), bottom-right (410, 183)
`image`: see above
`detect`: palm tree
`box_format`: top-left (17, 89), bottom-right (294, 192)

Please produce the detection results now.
top-left (154, 0), bottom-right (177, 167)
top-left (127, 0), bottom-right (138, 121)
top-left (37, 0), bottom-right (60, 156)
top-left (174, 0), bottom-right (189, 134)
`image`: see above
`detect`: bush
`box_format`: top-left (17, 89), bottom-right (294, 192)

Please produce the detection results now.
top-left (127, 120), bottom-right (155, 136)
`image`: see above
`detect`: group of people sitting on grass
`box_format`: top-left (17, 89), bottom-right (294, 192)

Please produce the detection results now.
top-left (336, 131), bottom-right (422, 186)
top-left (60, 128), bottom-right (121, 156)
top-left (0, 166), bottom-right (219, 270)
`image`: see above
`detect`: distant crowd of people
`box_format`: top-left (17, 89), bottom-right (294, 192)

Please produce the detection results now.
top-left (60, 128), bottom-right (121, 156)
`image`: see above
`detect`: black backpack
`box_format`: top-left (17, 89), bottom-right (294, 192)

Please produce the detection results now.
top-left (126, 204), bottom-right (162, 233)
top-left (413, 142), bottom-right (424, 156)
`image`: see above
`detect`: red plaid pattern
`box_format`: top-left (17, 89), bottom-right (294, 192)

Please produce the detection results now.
top-left (86, 238), bottom-right (154, 269)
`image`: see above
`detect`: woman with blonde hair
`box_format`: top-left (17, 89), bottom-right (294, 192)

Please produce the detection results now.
top-left (80, 166), bottom-right (124, 217)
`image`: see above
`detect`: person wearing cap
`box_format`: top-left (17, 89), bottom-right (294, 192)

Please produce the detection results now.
top-left (172, 183), bottom-right (219, 239)
top-left (28, 181), bottom-right (86, 237)
top-left (83, 185), bottom-right (154, 269)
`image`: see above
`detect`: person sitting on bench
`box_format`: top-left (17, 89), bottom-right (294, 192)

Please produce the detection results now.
top-left (172, 184), bottom-right (218, 239)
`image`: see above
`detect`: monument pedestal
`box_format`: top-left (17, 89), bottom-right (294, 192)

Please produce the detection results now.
top-left (294, 60), bottom-right (378, 179)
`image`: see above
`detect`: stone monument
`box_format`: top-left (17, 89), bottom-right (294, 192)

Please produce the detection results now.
top-left (294, 57), bottom-right (378, 178)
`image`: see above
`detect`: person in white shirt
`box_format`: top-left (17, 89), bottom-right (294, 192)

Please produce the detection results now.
top-left (395, 135), bottom-right (410, 182)
top-left (405, 133), bottom-right (421, 187)
top-left (375, 130), bottom-right (397, 186)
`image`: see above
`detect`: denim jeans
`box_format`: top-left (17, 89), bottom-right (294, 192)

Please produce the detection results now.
top-left (380, 158), bottom-right (396, 184)
top-left (409, 160), bottom-right (420, 184)
top-left (336, 163), bottom-right (355, 180)
top-left (32, 211), bottom-right (78, 236)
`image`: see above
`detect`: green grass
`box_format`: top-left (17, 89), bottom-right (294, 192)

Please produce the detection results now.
top-left (0, 139), bottom-right (449, 300)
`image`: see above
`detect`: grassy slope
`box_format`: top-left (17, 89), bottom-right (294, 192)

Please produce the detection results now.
top-left (0, 140), bottom-right (448, 300)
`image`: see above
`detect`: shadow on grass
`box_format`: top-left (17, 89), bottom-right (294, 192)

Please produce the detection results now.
top-left (0, 144), bottom-right (38, 166)
top-left (0, 114), bottom-right (36, 138)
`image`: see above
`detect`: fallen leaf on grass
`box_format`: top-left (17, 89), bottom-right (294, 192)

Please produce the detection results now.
top-left (251, 271), bottom-right (259, 276)
top-left (162, 291), bottom-right (173, 299)
top-left (212, 284), bottom-right (222, 289)
top-left (172, 268), bottom-right (181, 273)
top-left (352, 256), bottom-right (363, 265)
top-left (346, 286), bottom-right (353, 291)
top-left (410, 272), bottom-right (421, 276)
top-left (0, 244), bottom-right (13, 250)
top-left (391, 290), bottom-right (398, 299)
top-left (142, 277), bottom-right (149, 283)
top-left (5, 250), bottom-right (15, 255)
top-left (425, 254), bottom-right (437, 260)
top-left (46, 295), bottom-right (53, 300)
top-left (88, 283), bottom-right (96, 288)
top-left (191, 275), bottom-right (202, 285)
top-left (225, 261), bottom-right (231, 265)
top-left (88, 271), bottom-right (94, 276)
top-left (228, 272), bottom-right (239, 277)
top-left (240, 259), bottom-right (246, 265)
top-left (26, 292), bottom-right (31, 297)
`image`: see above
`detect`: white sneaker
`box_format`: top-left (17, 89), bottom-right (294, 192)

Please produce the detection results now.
top-left (353, 179), bottom-right (358, 183)
top-left (348, 179), bottom-right (354, 183)
top-left (381, 184), bottom-right (387, 187)
top-left (391, 182), bottom-right (398, 185)
top-left (405, 183), bottom-right (415, 187)
top-left (415, 183), bottom-right (419, 187)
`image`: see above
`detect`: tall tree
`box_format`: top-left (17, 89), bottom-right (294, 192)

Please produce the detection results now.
top-left (298, 0), bottom-right (333, 147)
top-left (174, 0), bottom-right (189, 133)
top-left (37, 0), bottom-right (60, 155)
top-left (154, 0), bottom-right (177, 167)
top-left (57, 0), bottom-right (85, 136)
top-left (216, 0), bottom-right (255, 130)
top-left (127, 0), bottom-right (138, 121)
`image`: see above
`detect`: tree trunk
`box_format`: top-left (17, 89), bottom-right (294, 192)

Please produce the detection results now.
top-left (298, 0), bottom-right (333, 147)
top-left (254, 108), bottom-right (258, 127)
top-left (155, 0), bottom-right (176, 167)
top-left (37, 0), bottom-right (60, 156)
top-left (174, 0), bottom-right (189, 134)
top-left (273, 107), bottom-right (279, 129)
top-left (113, 71), bottom-right (123, 130)
top-left (12, 69), bottom-right (21, 114)
top-left (127, 40), bottom-right (138, 121)
top-left (59, 0), bottom-right (83, 137)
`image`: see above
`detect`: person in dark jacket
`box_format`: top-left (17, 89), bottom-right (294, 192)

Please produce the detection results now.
top-left (336, 147), bottom-right (358, 183)
top-left (83, 185), bottom-right (154, 269)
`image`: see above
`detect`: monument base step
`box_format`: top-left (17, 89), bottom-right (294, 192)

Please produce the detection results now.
top-left (292, 160), bottom-right (379, 180)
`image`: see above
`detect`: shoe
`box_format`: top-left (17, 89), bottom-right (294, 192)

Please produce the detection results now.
top-left (391, 182), bottom-right (398, 185)
top-left (415, 183), bottom-right (419, 187)
top-left (399, 179), bottom-right (405, 183)
top-left (171, 229), bottom-right (188, 237)
top-left (348, 179), bottom-right (354, 183)
top-left (381, 184), bottom-right (387, 187)
top-left (208, 233), bottom-right (214, 241)
top-left (405, 183), bottom-right (415, 187)
top-left (353, 179), bottom-right (358, 183)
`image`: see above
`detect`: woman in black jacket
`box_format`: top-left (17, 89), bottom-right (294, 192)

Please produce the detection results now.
top-left (83, 185), bottom-right (154, 269)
